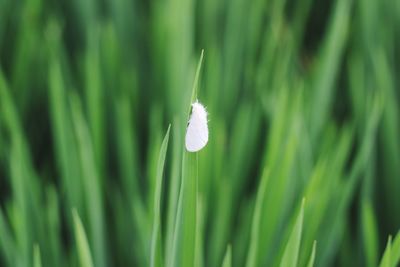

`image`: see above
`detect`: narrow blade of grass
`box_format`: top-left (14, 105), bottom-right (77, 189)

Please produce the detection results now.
top-left (310, 0), bottom-right (351, 137)
top-left (170, 152), bottom-right (198, 267)
top-left (165, 119), bottom-right (183, 265)
top-left (84, 30), bottom-right (105, 172)
top-left (279, 199), bottom-right (305, 267)
top-left (246, 168), bottom-right (270, 267)
top-left (306, 241), bottom-right (317, 267)
top-left (189, 49), bottom-right (204, 111)
top-left (48, 52), bottom-right (84, 214)
top-left (379, 236), bottom-right (392, 267)
top-left (33, 244), bottom-right (42, 267)
top-left (0, 73), bottom-right (34, 266)
top-left (221, 245), bottom-right (232, 267)
top-left (150, 125), bottom-right (171, 267)
top-left (72, 209), bottom-right (94, 267)
top-left (390, 231), bottom-right (400, 267)
top-left (361, 200), bottom-right (378, 267)
top-left (169, 51), bottom-right (204, 267)
top-left (70, 93), bottom-right (107, 267)
top-left (195, 196), bottom-right (205, 267)
top-left (0, 209), bottom-right (16, 266)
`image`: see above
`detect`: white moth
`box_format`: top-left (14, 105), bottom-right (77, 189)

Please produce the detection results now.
top-left (185, 100), bottom-right (209, 152)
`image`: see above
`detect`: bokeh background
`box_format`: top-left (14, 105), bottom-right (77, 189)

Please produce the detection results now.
top-left (0, 0), bottom-right (399, 266)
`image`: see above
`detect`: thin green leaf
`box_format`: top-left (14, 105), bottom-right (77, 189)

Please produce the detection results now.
top-left (379, 236), bottom-right (392, 267)
top-left (221, 245), bottom-right (232, 267)
top-left (0, 209), bottom-right (16, 266)
top-left (72, 209), bottom-right (94, 267)
top-left (306, 241), bottom-right (317, 267)
top-left (150, 125), bottom-right (171, 267)
top-left (33, 244), bottom-right (42, 267)
top-left (279, 199), bottom-right (305, 267)
top-left (246, 168), bottom-right (270, 267)
top-left (70, 93), bottom-right (107, 267)
top-left (165, 119), bottom-right (184, 265)
top-left (310, 0), bottom-right (352, 137)
top-left (195, 196), bottom-right (205, 267)
top-left (48, 51), bottom-right (84, 215)
top-left (189, 49), bottom-right (204, 106)
top-left (169, 50), bottom-right (204, 267)
top-left (170, 152), bottom-right (198, 267)
top-left (362, 200), bottom-right (378, 267)
top-left (390, 231), bottom-right (400, 267)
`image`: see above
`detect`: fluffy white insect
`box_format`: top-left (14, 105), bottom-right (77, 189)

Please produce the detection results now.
top-left (185, 100), bottom-right (209, 152)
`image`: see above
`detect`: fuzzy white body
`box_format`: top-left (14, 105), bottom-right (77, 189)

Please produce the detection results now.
top-left (185, 101), bottom-right (209, 152)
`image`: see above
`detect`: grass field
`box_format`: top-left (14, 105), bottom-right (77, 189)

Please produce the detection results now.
top-left (0, 0), bottom-right (400, 266)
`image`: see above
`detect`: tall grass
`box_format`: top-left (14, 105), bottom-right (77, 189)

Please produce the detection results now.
top-left (0, 0), bottom-right (399, 266)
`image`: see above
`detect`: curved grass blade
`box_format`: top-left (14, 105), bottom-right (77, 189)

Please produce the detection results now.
top-left (390, 231), bottom-right (400, 266)
top-left (165, 119), bottom-right (183, 265)
top-left (246, 168), bottom-right (270, 267)
top-left (379, 231), bottom-right (400, 267)
top-left (221, 245), bottom-right (232, 267)
top-left (279, 199), bottom-right (305, 267)
top-left (306, 241), bottom-right (317, 267)
top-left (379, 236), bottom-right (392, 267)
top-left (72, 209), bottom-right (94, 267)
top-left (189, 49), bottom-right (204, 107)
top-left (150, 125), bottom-right (171, 267)
top-left (70, 93), bottom-right (107, 267)
top-left (169, 152), bottom-right (198, 267)
top-left (169, 51), bottom-right (204, 267)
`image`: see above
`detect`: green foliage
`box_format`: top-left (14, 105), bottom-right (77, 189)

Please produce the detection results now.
top-left (0, 0), bottom-right (399, 266)
top-left (150, 125), bottom-right (171, 267)
top-left (72, 209), bottom-right (94, 267)
top-left (33, 245), bottom-right (42, 267)
top-left (222, 245), bottom-right (232, 267)
top-left (279, 199), bottom-right (305, 267)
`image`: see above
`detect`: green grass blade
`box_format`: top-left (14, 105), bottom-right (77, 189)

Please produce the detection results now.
top-left (221, 245), bottom-right (232, 267)
top-left (0, 209), bottom-right (16, 266)
top-left (84, 30), bottom-right (105, 171)
top-left (33, 244), bottom-right (42, 267)
top-left (72, 209), bottom-right (94, 267)
top-left (362, 200), bottom-right (378, 267)
top-left (165, 119), bottom-right (184, 265)
top-left (279, 199), bottom-right (305, 267)
top-left (70, 93), bottom-right (107, 267)
top-left (310, 0), bottom-right (351, 137)
top-left (0, 73), bottom-right (34, 266)
top-left (379, 236), bottom-right (392, 267)
top-left (306, 241), bottom-right (317, 267)
top-left (189, 49), bottom-right (204, 105)
top-left (150, 125), bottom-right (171, 267)
top-left (390, 231), bottom-right (400, 267)
top-left (169, 50), bottom-right (204, 267)
top-left (48, 51), bottom-right (84, 214)
top-left (113, 95), bottom-right (140, 199)
top-left (195, 196), bottom-right (205, 267)
top-left (170, 151), bottom-right (198, 267)
top-left (246, 169), bottom-right (270, 267)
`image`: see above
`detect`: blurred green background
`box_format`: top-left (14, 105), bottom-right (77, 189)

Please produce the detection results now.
top-left (0, 0), bottom-right (399, 266)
